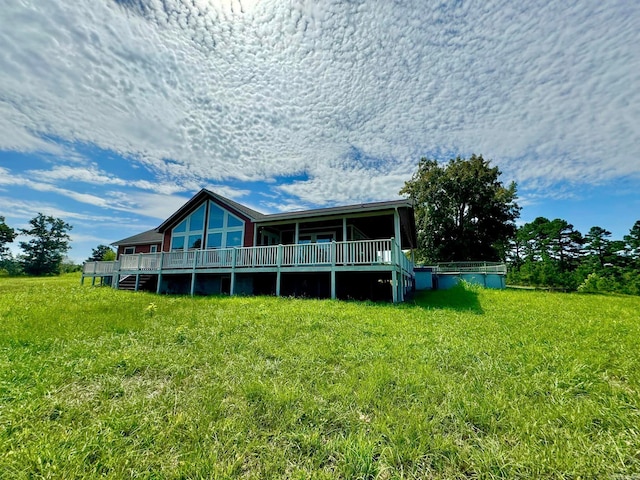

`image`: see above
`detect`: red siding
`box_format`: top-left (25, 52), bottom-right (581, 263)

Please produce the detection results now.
top-left (117, 243), bottom-right (161, 258)
top-left (244, 220), bottom-right (255, 247)
top-left (163, 231), bottom-right (172, 252)
top-left (162, 197), bottom-right (256, 250)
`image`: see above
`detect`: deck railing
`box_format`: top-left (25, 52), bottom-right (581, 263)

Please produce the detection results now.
top-left (83, 238), bottom-right (414, 276)
top-left (82, 261), bottom-right (117, 274)
top-left (435, 262), bottom-right (507, 274)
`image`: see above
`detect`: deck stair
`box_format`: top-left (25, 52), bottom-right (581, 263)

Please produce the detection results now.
top-left (118, 274), bottom-right (157, 292)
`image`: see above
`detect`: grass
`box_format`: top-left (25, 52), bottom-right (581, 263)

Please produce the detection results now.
top-left (1, 274), bottom-right (639, 479)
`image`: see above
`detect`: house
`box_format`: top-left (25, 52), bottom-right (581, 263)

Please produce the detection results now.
top-left (82, 189), bottom-right (417, 302)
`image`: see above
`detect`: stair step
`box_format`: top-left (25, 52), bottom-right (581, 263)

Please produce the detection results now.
top-left (118, 274), bottom-right (157, 292)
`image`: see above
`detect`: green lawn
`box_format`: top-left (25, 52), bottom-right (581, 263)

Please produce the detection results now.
top-left (1, 274), bottom-right (639, 479)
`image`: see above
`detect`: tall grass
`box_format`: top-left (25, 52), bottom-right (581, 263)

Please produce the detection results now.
top-left (1, 274), bottom-right (639, 478)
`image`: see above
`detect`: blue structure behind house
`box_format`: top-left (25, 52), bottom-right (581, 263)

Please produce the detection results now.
top-left (414, 262), bottom-right (506, 290)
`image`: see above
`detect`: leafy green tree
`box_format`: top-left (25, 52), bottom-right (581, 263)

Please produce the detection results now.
top-left (0, 216), bottom-right (17, 259)
top-left (87, 244), bottom-right (116, 262)
top-left (19, 214), bottom-right (72, 276)
top-left (400, 154), bottom-right (520, 263)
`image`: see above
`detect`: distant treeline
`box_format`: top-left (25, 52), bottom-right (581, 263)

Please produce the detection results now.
top-left (507, 218), bottom-right (640, 295)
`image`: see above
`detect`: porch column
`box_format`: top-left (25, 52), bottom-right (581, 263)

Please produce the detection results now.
top-left (294, 222), bottom-right (300, 244)
top-left (393, 208), bottom-right (401, 247)
top-left (342, 217), bottom-right (348, 241)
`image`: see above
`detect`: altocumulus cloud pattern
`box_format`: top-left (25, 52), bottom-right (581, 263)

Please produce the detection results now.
top-left (0, 0), bottom-right (639, 206)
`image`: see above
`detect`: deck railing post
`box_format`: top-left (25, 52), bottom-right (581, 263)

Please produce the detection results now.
top-left (112, 261), bottom-right (120, 289)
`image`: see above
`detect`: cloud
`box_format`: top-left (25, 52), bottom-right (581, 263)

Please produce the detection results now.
top-left (0, 0), bottom-right (638, 207)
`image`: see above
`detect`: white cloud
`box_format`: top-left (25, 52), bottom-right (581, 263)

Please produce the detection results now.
top-left (0, 0), bottom-right (638, 206)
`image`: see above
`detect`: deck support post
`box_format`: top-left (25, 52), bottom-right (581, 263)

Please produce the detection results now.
top-left (190, 251), bottom-right (198, 296)
top-left (230, 248), bottom-right (237, 296)
top-left (157, 252), bottom-right (164, 294)
top-left (331, 270), bottom-right (336, 300)
top-left (392, 270), bottom-right (398, 303)
top-left (91, 276), bottom-right (96, 286)
top-left (134, 254), bottom-right (142, 292)
top-left (330, 241), bottom-right (337, 300)
top-left (276, 244), bottom-right (282, 297)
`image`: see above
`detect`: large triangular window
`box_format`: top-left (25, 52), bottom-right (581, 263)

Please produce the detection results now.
top-left (170, 201), bottom-right (244, 251)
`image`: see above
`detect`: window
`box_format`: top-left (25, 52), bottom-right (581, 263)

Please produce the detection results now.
top-left (299, 232), bottom-right (335, 243)
top-left (171, 203), bottom-right (206, 251)
top-left (170, 201), bottom-right (245, 251)
top-left (150, 245), bottom-right (157, 253)
top-left (124, 246), bottom-right (135, 254)
top-left (205, 201), bottom-right (244, 249)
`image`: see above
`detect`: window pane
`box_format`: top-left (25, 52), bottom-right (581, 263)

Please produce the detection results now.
top-left (171, 236), bottom-right (185, 251)
top-left (208, 203), bottom-right (224, 229)
top-left (190, 204), bottom-right (206, 231)
top-left (188, 235), bottom-right (202, 249)
top-left (227, 215), bottom-right (243, 228)
top-left (207, 232), bottom-right (222, 249)
top-left (174, 219), bottom-right (187, 233)
top-left (226, 230), bottom-right (243, 247)
top-left (316, 234), bottom-right (334, 243)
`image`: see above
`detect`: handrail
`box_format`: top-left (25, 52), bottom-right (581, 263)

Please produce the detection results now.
top-left (83, 239), bottom-right (416, 275)
top-left (435, 262), bottom-right (506, 274)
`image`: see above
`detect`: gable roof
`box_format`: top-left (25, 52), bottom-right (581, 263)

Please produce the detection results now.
top-left (112, 229), bottom-right (163, 246)
top-left (156, 188), bottom-right (265, 232)
top-left (112, 189), bottom-right (416, 247)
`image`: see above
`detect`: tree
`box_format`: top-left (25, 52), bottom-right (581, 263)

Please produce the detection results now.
top-left (19, 214), bottom-right (72, 276)
top-left (583, 226), bottom-right (612, 269)
top-left (87, 244), bottom-right (116, 262)
top-left (400, 154), bottom-right (520, 263)
top-left (624, 220), bottom-right (640, 265)
top-left (508, 217), bottom-right (584, 289)
top-left (0, 216), bottom-right (17, 259)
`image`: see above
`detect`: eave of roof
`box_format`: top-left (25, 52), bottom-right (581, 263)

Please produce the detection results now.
top-left (258, 199), bottom-right (413, 223)
top-left (112, 229), bottom-right (163, 246)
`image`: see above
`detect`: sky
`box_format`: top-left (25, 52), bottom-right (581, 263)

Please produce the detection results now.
top-left (1, 0), bottom-right (639, 263)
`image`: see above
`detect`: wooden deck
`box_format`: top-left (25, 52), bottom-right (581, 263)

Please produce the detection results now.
top-left (82, 238), bottom-right (414, 302)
